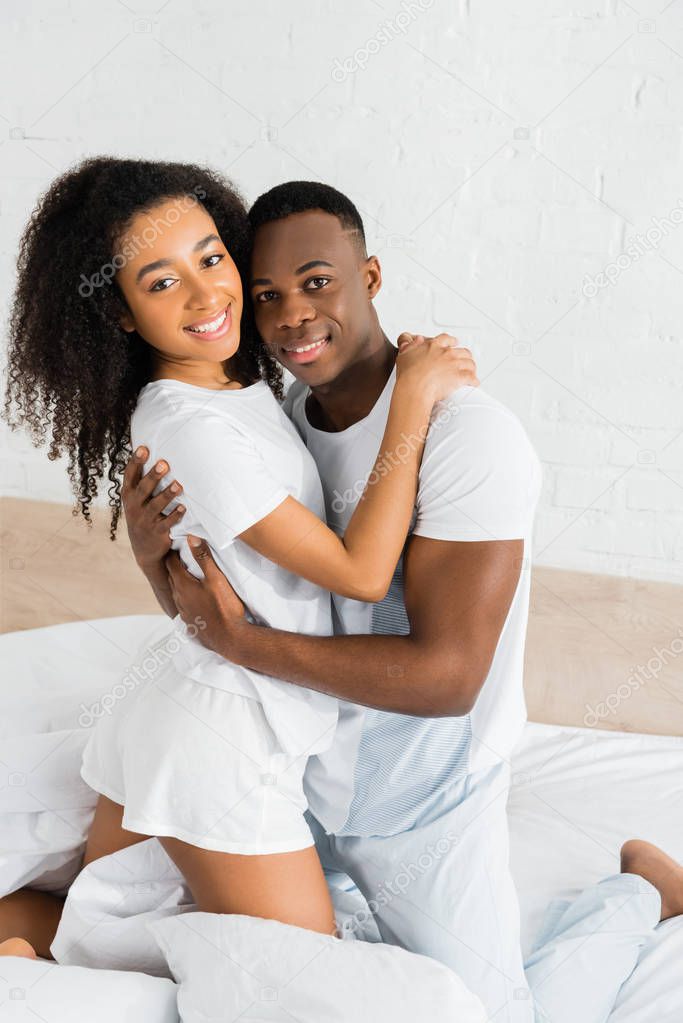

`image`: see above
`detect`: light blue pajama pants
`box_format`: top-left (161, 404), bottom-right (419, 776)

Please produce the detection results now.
top-left (310, 761), bottom-right (661, 1023)
top-left (526, 873), bottom-right (660, 1023)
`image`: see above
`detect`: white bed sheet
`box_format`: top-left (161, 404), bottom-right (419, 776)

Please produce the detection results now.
top-left (1, 615), bottom-right (682, 1020)
top-left (508, 722), bottom-right (683, 1021)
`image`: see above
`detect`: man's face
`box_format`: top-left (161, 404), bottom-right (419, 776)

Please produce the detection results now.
top-left (249, 210), bottom-right (381, 387)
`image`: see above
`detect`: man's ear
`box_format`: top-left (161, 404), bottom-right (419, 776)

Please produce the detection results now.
top-left (365, 255), bottom-right (382, 300)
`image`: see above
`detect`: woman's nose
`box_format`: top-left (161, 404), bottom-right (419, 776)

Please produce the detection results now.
top-left (186, 277), bottom-right (219, 309)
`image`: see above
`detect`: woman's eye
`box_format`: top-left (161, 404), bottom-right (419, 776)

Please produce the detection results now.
top-left (256, 290), bottom-right (276, 303)
top-left (307, 276), bottom-right (330, 290)
top-left (203, 253), bottom-right (224, 268)
top-left (150, 277), bottom-right (176, 292)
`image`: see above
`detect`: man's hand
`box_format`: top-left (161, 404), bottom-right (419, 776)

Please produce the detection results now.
top-left (166, 536), bottom-right (247, 656)
top-left (122, 446), bottom-right (186, 567)
top-left (166, 533), bottom-right (522, 715)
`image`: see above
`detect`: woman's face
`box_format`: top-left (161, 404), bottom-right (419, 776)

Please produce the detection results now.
top-left (116, 198), bottom-right (242, 369)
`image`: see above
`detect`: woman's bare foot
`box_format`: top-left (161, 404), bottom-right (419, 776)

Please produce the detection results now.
top-left (0, 937), bottom-right (37, 959)
top-left (621, 839), bottom-right (683, 921)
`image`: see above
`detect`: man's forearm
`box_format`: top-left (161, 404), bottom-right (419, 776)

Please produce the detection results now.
top-left (137, 558), bottom-right (178, 619)
top-left (224, 622), bottom-right (467, 717)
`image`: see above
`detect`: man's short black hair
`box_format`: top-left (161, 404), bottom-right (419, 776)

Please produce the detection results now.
top-left (249, 181), bottom-right (367, 255)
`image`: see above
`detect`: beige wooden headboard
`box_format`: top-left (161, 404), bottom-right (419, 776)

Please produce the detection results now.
top-left (526, 567), bottom-right (682, 736)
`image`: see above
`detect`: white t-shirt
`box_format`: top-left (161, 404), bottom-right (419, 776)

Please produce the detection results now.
top-left (130, 378), bottom-right (338, 759)
top-left (285, 370), bottom-right (542, 835)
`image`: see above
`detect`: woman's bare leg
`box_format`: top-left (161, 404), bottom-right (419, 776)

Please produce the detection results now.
top-left (160, 836), bottom-right (336, 934)
top-left (81, 793), bottom-right (149, 868)
top-left (0, 794), bottom-right (149, 959)
top-left (0, 892), bottom-right (65, 959)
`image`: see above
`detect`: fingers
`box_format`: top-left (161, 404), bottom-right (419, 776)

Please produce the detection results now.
top-left (431, 333), bottom-right (462, 350)
top-left (135, 459), bottom-right (171, 503)
top-left (397, 332), bottom-right (425, 350)
top-left (149, 479), bottom-right (184, 521)
top-left (165, 553), bottom-right (184, 618)
top-left (446, 349), bottom-right (477, 374)
top-left (165, 549), bottom-right (186, 585)
top-left (397, 332), bottom-right (463, 352)
top-left (122, 446), bottom-right (147, 496)
top-left (444, 348), bottom-right (479, 387)
top-left (187, 536), bottom-right (220, 579)
top-left (164, 504), bottom-right (186, 528)
top-left (434, 340), bottom-right (477, 385)
top-left (452, 347), bottom-right (473, 362)
top-left (122, 447), bottom-right (173, 506)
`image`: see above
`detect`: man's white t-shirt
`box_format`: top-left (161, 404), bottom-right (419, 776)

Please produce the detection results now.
top-left (285, 369), bottom-right (542, 835)
top-left (131, 378), bottom-right (338, 759)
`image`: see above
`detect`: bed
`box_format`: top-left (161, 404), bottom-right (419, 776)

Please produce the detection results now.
top-left (1, 615), bottom-right (681, 1021)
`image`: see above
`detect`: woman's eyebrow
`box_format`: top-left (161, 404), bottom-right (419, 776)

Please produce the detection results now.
top-left (136, 257), bottom-right (172, 283)
top-left (193, 233), bottom-right (221, 252)
top-left (251, 260), bottom-right (334, 287)
top-left (135, 234), bottom-right (222, 283)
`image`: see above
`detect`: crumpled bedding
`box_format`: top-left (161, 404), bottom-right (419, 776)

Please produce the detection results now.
top-left (1, 615), bottom-right (682, 1022)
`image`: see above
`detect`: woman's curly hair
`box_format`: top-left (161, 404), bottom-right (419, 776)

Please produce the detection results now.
top-left (3, 156), bottom-right (282, 539)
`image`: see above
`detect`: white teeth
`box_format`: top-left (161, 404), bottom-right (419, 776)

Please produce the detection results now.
top-left (187, 309), bottom-right (227, 334)
top-left (291, 338), bottom-right (327, 353)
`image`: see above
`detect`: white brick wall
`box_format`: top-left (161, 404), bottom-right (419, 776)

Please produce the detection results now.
top-left (1, 0), bottom-right (681, 583)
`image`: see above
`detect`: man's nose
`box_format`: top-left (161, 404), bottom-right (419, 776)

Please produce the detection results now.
top-left (277, 292), bottom-right (315, 330)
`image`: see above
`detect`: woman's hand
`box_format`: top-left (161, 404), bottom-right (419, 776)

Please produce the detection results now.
top-left (395, 333), bottom-right (478, 404)
top-left (121, 446), bottom-right (186, 568)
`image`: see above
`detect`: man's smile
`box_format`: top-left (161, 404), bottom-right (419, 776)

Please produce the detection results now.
top-left (280, 333), bottom-right (331, 364)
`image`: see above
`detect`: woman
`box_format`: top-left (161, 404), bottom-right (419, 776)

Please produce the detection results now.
top-left (1, 157), bottom-right (478, 959)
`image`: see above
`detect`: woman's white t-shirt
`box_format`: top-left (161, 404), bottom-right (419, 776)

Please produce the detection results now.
top-left (130, 378), bottom-right (338, 758)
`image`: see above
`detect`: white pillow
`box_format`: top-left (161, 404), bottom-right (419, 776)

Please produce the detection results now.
top-left (0, 955), bottom-right (178, 1022)
top-left (51, 837), bottom-right (196, 978)
top-left (148, 912), bottom-right (486, 1023)
top-left (0, 615), bottom-right (171, 897)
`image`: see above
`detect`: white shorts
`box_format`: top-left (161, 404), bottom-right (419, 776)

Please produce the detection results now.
top-left (80, 656), bottom-right (314, 856)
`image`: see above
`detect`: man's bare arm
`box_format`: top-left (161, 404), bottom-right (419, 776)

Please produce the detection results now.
top-left (168, 535), bottom-right (524, 716)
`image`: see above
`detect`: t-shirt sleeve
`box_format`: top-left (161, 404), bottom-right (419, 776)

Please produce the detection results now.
top-left (281, 378), bottom-right (308, 438)
top-left (136, 405), bottom-right (289, 552)
top-left (413, 399), bottom-right (542, 542)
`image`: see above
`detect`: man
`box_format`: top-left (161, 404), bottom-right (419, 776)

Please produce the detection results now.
top-left (123, 183), bottom-right (680, 1022)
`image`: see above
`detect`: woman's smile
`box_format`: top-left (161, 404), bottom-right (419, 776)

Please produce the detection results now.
top-left (183, 303), bottom-right (233, 342)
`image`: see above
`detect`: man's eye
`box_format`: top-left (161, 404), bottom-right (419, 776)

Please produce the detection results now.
top-left (307, 277), bottom-right (330, 290)
top-left (256, 290), bottom-right (277, 303)
top-left (203, 253), bottom-right (224, 268)
top-left (150, 277), bottom-right (176, 292)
